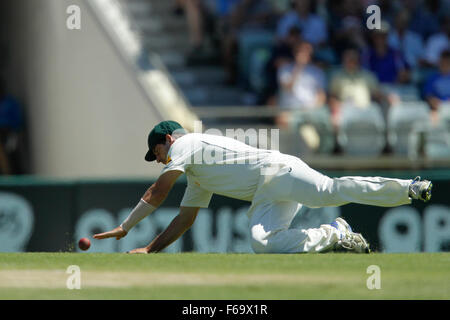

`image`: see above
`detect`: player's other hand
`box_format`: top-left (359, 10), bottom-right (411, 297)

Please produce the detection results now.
top-left (127, 247), bottom-right (149, 254)
top-left (93, 226), bottom-right (128, 240)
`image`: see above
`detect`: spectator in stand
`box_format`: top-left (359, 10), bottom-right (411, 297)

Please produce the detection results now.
top-left (388, 10), bottom-right (424, 69)
top-left (264, 26), bottom-right (302, 105)
top-left (423, 49), bottom-right (450, 124)
top-left (374, 0), bottom-right (402, 26)
top-left (329, 47), bottom-right (387, 131)
top-left (276, 0), bottom-right (328, 47)
top-left (221, 0), bottom-right (277, 84)
top-left (423, 15), bottom-right (450, 67)
top-left (173, 0), bottom-right (206, 53)
top-left (215, 0), bottom-right (242, 17)
top-left (0, 83), bottom-right (23, 175)
top-left (277, 41), bottom-right (326, 127)
top-left (328, 0), bottom-right (367, 58)
top-left (404, 0), bottom-right (442, 42)
top-left (362, 21), bottom-right (410, 84)
top-left (213, 0), bottom-right (243, 30)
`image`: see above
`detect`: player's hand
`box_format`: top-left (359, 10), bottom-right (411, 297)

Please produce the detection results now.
top-left (127, 247), bottom-right (149, 254)
top-left (93, 226), bottom-right (127, 240)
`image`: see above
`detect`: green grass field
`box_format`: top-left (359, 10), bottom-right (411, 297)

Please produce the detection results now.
top-left (0, 252), bottom-right (448, 299)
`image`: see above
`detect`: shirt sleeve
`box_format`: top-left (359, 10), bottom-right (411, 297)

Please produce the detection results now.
top-left (160, 135), bottom-right (200, 174)
top-left (161, 157), bottom-right (187, 174)
top-left (180, 182), bottom-right (213, 208)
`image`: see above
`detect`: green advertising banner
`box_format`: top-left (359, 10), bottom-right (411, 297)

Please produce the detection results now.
top-left (0, 170), bottom-right (449, 253)
top-left (0, 181), bottom-right (74, 252)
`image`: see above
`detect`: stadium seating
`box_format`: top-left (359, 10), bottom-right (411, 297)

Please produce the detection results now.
top-left (238, 30), bottom-right (275, 94)
top-left (97, 0), bottom-right (449, 161)
top-left (387, 101), bottom-right (431, 155)
top-left (438, 102), bottom-right (450, 129)
top-left (380, 84), bottom-right (421, 102)
top-left (291, 107), bottom-right (335, 154)
top-left (425, 126), bottom-right (450, 158)
top-left (337, 103), bottom-right (386, 156)
top-left (425, 102), bottom-right (450, 158)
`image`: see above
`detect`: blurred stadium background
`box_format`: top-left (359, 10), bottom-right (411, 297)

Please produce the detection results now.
top-left (0, 0), bottom-right (449, 254)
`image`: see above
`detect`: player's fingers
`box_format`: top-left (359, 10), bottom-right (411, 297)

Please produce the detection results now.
top-left (128, 247), bottom-right (148, 254)
top-left (93, 231), bottom-right (115, 239)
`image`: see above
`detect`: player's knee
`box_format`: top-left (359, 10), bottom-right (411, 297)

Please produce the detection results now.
top-left (251, 241), bottom-right (267, 253)
top-left (250, 225), bottom-right (287, 253)
top-left (251, 240), bottom-right (277, 253)
top-left (252, 238), bottom-right (287, 253)
top-left (250, 224), bottom-right (273, 254)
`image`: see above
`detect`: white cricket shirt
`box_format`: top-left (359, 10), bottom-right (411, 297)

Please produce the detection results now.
top-left (161, 133), bottom-right (279, 207)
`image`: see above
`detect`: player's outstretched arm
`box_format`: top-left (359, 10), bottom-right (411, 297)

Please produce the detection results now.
top-left (128, 206), bottom-right (200, 254)
top-left (93, 170), bottom-right (183, 240)
top-left (142, 170), bottom-right (184, 206)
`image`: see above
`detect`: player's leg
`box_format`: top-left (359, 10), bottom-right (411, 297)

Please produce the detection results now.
top-left (262, 156), bottom-right (430, 208)
top-left (248, 200), bottom-right (305, 253)
top-left (248, 200), bottom-right (368, 253)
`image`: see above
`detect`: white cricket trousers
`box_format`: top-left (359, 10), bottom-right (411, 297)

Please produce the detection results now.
top-left (248, 153), bottom-right (412, 253)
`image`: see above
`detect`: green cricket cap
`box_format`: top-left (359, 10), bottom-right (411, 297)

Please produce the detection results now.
top-left (145, 120), bottom-right (184, 162)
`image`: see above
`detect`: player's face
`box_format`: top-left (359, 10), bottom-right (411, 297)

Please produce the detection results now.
top-left (153, 142), bottom-right (170, 164)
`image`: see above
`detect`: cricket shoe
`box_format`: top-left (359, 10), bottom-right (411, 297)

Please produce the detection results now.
top-left (409, 176), bottom-right (432, 202)
top-left (331, 217), bottom-right (370, 253)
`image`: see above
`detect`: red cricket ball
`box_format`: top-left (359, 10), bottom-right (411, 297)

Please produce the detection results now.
top-left (78, 237), bottom-right (91, 251)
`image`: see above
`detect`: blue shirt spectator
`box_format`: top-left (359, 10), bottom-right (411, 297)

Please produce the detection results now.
top-left (362, 23), bottom-right (409, 84)
top-left (362, 47), bottom-right (408, 83)
top-left (424, 72), bottom-right (450, 101)
top-left (388, 10), bottom-right (424, 68)
top-left (423, 50), bottom-right (450, 102)
top-left (423, 49), bottom-right (450, 125)
top-left (215, 0), bottom-right (241, 17)
top-left (0, 94), bottom-right (22, 130)
top-left (423, 16), bottom-right (450, 67)
top-left (406, 0), bottom-right (441, 41)
top-left (276, 0), bottom-right (327, 46)
top-left (0, 89), bottom-right (23, 175)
